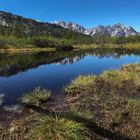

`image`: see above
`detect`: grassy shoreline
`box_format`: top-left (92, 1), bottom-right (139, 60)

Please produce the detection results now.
top-left (0, 47), bottom-right (56, 53)
top-left (0, 42), bottom-right (140, 54)
top-left (64, 63), bottom-right (140, 139)
top-left (74, 43), bottom-right (140, 50)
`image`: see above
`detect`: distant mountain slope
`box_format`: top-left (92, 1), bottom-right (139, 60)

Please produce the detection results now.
top-left (0, 11), bottom-right (93, 44)
top-left (54, 21), bottom-right (138, 37)
top-left (0, 11), bottom-right (63, 36)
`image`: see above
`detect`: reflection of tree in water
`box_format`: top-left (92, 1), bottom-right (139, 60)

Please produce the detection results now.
top-left (0, 48), bottom-right (140, 76)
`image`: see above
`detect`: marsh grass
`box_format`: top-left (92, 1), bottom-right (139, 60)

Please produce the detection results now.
top-left (127, 98), bottom-right (140, 122)
top-left (64, 64), bottom-right (140, 139)
top-left (0, 116), bottom-right (32, 140)
top-left (64, 75), bottom-right (96, 95)
top-left (22, 87), bottom-right (51, 106)
top-left (26, 115), bottom-right (94, 140)
top-left (121, 63), bottom-right (140, 73)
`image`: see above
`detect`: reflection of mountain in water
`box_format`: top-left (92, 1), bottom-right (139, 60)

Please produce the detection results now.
top-left (0, 48), bottom-right (140, 77)
top-left (56, 55), bottom-right (85, 65)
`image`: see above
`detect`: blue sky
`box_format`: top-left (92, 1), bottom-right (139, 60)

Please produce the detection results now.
top-left (0, 0), bottom-right (140, 31)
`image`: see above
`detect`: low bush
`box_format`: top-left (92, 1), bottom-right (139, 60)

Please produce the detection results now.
top-left (56, 45), bottom-right (73, 51)
top-left (32, 38), bottom-right (51, 48)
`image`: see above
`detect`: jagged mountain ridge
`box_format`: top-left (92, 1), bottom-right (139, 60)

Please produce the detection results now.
top-left (53, 21), bottom-right (86, 34)
top-left (54, 21), bottom-right (138, 37)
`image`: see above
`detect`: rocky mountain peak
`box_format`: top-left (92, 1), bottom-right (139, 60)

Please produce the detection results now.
top-left (53, 21), bottom-right (86, 34)
top-left (54, 21), bottom-right (139, 37)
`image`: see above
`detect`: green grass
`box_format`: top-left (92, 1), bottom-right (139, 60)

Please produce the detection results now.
top-left (1, 35), bottom-right (140, 53)
top-left (26, 115), bottom-right (94, 140)
top-left (22, 87), bottom-right (51, 106)
top-left (64, 75), bottom-right (96, 95)
top-left (64, 64), bottom-right (140, 139)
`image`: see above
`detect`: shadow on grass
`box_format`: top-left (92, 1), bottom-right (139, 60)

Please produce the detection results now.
top-left (26, 105), bottom-right (133, 140)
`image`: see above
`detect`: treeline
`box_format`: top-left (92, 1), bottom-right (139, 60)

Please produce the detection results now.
top-left (92, 35), bottom-right (140, 45)
top-left (0, 24), bottom-right (140, 50)
top-left (0, 36), bottom-right (73, 50)
top-left (0, 23), bottom-right (94, 46)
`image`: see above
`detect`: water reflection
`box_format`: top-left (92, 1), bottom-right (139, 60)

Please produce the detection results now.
top-left (0, 48), bottom-right (140, 77)
top-left (0, 48), bottom-right (140, 105)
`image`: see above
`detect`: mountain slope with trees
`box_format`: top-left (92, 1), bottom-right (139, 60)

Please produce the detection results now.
top-left (0, 11), bottom-right (94, 46)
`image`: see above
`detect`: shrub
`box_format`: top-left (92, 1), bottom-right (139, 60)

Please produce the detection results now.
top-left (56, 45), bottom-right (73, 51)
top-left (32, 38), bottom-right (59, 48)
top-left (33, 38), bottom-right (51, 48)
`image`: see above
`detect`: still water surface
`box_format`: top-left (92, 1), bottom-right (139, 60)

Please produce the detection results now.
top-left (0, 49), bottom-right (140, 105)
